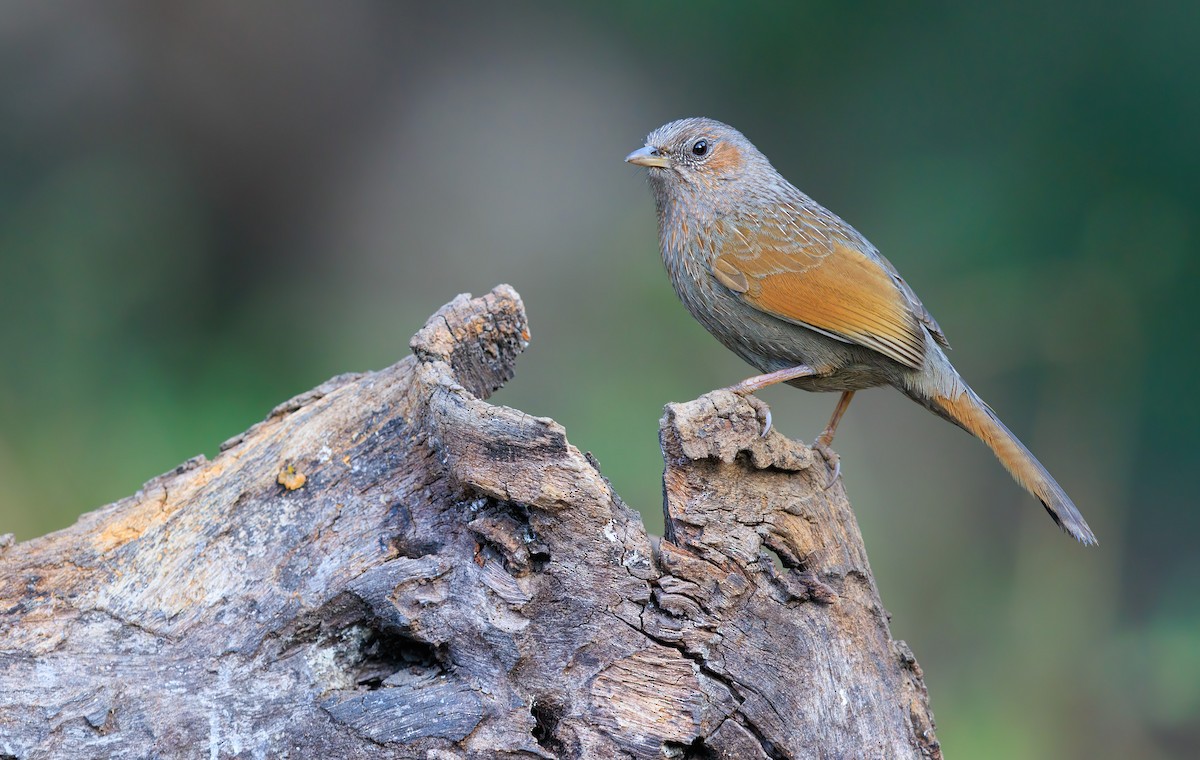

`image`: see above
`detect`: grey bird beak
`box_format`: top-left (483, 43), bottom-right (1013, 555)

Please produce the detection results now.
top-left (625, 145), bottom-right (671, 168)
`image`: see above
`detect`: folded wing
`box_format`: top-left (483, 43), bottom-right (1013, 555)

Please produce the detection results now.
top-left (712, 212), bottom-right (928, 369)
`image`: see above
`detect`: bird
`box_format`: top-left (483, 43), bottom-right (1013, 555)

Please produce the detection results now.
top-left (626, 116), bottom-right (1095, 545)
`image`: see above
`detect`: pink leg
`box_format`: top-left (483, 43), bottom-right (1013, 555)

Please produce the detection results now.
top-left (720, 365), bottom-right (819, 438)
top-left (722, 365), bottom-right (819, 395)
top-left (816, 391), bottom-right (855, 447)
top-left (814, 391), bottom-right (855, 490)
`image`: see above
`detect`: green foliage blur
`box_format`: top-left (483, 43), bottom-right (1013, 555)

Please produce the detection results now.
top-left (1, 2), bottom-right (1197, 756)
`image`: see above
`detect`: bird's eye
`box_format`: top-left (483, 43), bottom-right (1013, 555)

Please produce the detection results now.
top-left (691, 139), bottom-right (709, 157)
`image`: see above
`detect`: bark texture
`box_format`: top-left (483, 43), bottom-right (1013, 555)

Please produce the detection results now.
top-left (0, 285), bottom-right (939, 759)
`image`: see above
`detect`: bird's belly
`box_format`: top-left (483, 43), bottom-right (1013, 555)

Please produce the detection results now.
top-left (783, 367), bottom-right (889, 393)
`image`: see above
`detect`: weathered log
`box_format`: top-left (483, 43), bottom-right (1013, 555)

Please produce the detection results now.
top-left (0, 285), bottom-right (939, 759)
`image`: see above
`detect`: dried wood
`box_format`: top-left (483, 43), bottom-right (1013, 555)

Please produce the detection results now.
top-left (0, 285), bottom-right (939, 759)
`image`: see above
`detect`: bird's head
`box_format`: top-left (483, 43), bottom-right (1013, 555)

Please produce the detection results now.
top-left (625, 117), bottom-right (773, 211)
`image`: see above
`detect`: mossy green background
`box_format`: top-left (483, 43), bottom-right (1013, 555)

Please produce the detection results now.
top-left (2, 2), bottom-right (1197, 757)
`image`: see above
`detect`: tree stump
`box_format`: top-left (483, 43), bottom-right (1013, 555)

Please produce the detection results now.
top-left (0, 285), bottom-right (939, 759)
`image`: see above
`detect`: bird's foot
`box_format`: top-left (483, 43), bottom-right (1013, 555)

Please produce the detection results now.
top-left (812, 440), bottom-right (841, 490)
top-left (718, 365), bottom-right (822, 438)
top-left (743, 394), bottom-right (773, 438)
top-left (720, 387), bottom-right (772, 437)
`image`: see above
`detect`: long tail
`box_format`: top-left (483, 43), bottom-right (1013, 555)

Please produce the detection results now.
top-left (924, 387), bottom-right (1097, 545)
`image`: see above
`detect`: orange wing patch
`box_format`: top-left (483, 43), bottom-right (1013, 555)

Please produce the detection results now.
top-left (715, 233), bottom-right (926, 369)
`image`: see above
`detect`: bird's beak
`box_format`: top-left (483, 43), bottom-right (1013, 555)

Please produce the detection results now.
top-left (625, 146), bottom-right (671, 168)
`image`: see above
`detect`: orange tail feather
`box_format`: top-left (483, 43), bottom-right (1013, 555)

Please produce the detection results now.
top-left (928, 389), bottom-right (1096, 545)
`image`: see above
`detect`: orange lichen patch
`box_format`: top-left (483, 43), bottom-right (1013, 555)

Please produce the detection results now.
top-left (93, 487), bottom-right (178, 553)
top-left (90, 455), bottom-right (243, 554)
top-left (278, 464), bottom-right (307, 491)
top-left (97, 521), bottom-right (148, 552)
top-left (450, 311), bottom-right (496, 345)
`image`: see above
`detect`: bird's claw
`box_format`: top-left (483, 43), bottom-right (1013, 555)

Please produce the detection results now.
top-left (741, 393), bottom-right (773, 438)
top-left (720, 387), bottom-right (772, 437)
top-left (813, 441), bottom-right (841, 490)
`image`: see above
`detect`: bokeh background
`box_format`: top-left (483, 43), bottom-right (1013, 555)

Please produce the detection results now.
top-left (2, 2), bottom-right (1197, 757)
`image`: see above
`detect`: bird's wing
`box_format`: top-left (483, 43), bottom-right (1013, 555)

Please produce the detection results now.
top-left (711, 210), bottom-right (928, 369)
top-left (871, 249), bottom-right (951, 350)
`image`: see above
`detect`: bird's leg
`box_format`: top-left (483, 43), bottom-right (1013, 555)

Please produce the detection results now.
top-left (724, 364), bottom-right (820, 394)
top-left (814, 391), bottom-right (855, 490)
top-left (720, 364), bottom-right (818, 438)
top-left (816, 390), bottom-right (855, 447)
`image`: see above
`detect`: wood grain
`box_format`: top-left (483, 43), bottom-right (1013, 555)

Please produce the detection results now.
top-left (0, 285), bottom-right (939, 759)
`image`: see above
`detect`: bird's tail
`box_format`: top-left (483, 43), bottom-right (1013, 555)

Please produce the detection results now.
top-left (925, 387), bottom-right (1097, 545)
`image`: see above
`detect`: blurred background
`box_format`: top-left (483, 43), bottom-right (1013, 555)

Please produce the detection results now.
top-left (1, 1), bottom-right (1196, 756)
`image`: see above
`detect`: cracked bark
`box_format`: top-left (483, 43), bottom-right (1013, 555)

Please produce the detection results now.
top-left (0, 285), bottom-right (939, 760)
